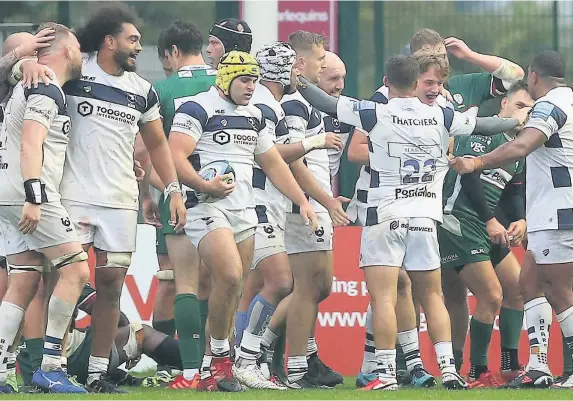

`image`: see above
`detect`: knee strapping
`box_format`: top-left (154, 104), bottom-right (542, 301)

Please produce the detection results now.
top-left (99, 252), bottom-right (132, 269)
top-left (7, 264), bottom-right (43, 274)
top-left (50, 251), bottom-right (88, 269)
top-left (156, 270), bottom-right (174, 281)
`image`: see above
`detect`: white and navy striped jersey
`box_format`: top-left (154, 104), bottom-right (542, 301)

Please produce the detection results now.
top-left (0, 78), bottom-right (70, 205)
top-left (523, 87), bottom-right (573, 232)
top-left (60, 54), bottom-right (161, 210)
top-left (337, 95), bottom-right (474, 225)
top-left (348, 86), bottom-right (460, 224)
top-left (171, 87), bottom-right (274, 212)
top-left (281, 91), bottom-right (332, 214)
top-left (324, 113), bottom-right (354, 177)
top-left (251, 83), bottom-right (289, 228)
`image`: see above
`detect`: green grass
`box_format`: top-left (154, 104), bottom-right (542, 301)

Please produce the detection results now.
top-left (2, 377), bottom-right (572, 400)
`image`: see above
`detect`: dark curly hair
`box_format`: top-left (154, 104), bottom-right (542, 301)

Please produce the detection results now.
top-left (157, 19), bottom-right (203, 59)
top-left (76, 4), bottom-right (141, 53)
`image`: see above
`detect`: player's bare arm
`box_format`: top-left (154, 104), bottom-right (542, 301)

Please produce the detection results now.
top-left (19, 119), bottom-right (49, 234)
top-left (451, 127), bottom-right (546, 174)
top-left (347, 129), bottom-right (369, 166)
top-left (444, 37), bottom-right (524, 83)
top-left (256, 145), bottom-right (318, 232)
top-left (168, 131), bottom-right (235, 199)
top-left (139, 119), bottom-right (186, 232)
top-left (289, 158), bottom-right (349, 227)
top-left (276, 132), bottom-right (343, 164)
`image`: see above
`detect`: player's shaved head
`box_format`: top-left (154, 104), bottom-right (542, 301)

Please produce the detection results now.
top-left (410, 29), bottom-right (444, 54)
top-left (319, 51), bottom-right (346, 97)
top-left (530, 50), bottom-right (566, 80)
top-left (385, 55), bottom-right (419, 91)
top-left (324, 51), bottom-right (343, 70)
top-left (2, 32), bottom-right (34, 56)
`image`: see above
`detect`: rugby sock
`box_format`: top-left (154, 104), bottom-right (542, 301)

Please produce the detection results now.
top-left (468, 318), bottom-right (493, 380)
top-left (524, 297), bottom-right (552, 372)
top-left (237, 331), bottom-right (261, 367)
top-left (0, 302), bottom-right (24, 382)
top-left (374, 349), bottom-right (396, 380)
top-left (199, 299), bottom-right (209, 358)
top-left (174, 294), bottom-right (201, 371)
top-left (260, 327), bottom-right (278, 365)
top-left (287, 355), bottom-right (307, 382)
top-left (152, 318), bottom-right (176, 338)
top-left (435, 341), bottom-right (456, 375)
top-left (41, 297), bottom-right (75, 371)
top-left (5, 350), bottom-right (16, 381)
top-left (200, 355), bottom-right (213, 379)
top-left (87, 356), bottom-right (109, 385)
top-left (210, 336), bottom-right (230, 358)
top-left (272, 330), bottom-right (287, 374)
top-left (499, 307), bottom-right (523, 372)
top-left (234, 311), bottom-right (248, 346)
top-left (362, 303), bottom-right (377, 374)
top-left (306, 337), bottom-right (318, 356)
top-left (18, 337), bottom-right (43, 386)
top-left (396, 343), bottom-right (407, 371)
top-left (563, 333), bottom-right (573, 375)
top-left (557, 306), bottom-right (573, 374)
top-left (453, 349), bottom-right (464, 372)
top-left (398, 328), bottom-right (423, 372)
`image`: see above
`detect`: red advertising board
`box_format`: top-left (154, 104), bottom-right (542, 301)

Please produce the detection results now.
top-left (278, 0), bottom-right (338, 52)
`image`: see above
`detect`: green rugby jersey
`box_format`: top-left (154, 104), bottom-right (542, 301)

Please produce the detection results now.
top-left (443, 133), bottom-right (524, 222)
top-left (154, 65), bottom-right (216, 134)
top-left (447, 73), bottom-right (508, 116)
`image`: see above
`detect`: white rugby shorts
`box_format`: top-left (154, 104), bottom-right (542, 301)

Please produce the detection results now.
top-left (528, 229), bottom-right (573, 265)
top-left (285, 212), bottom-right (333, 255)
top-left (251, 223), bottom-right (286, 270)
top-left (359, 217), bottom-right (440, 271)
top-left (185, 203), bottom-right (256, 248)
top-left (0, 203), bottom-right (79, 255)
top-left (61, 200), bottom-right (138, 253)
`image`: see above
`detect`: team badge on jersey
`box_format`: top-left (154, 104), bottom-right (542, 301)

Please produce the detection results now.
top-left (453, 93), bottom-right (463, 105)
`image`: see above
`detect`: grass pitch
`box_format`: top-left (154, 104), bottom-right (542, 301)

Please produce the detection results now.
top-left (0, 377), bottom-right (571, 400)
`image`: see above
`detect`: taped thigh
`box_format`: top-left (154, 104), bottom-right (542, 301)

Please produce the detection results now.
top-left (7, 263), bottom-right (43, 275)
top-left (97, 252), bottom-right (132, 269)
top-left (50, 251), bottom-right (88, 269)
top-left (156, 270), bottom-right (174, 281)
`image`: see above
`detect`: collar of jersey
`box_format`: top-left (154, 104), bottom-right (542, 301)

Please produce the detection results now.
top-left (179, 65), bottom-right (212, 72)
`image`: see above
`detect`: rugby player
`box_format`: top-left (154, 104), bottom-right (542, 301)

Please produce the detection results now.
top-left (20, 5), bottom-right (186, 392)
top-left (168, 50), bottom-right (317, 392)
top-left (279, 31), bottom-right (349, 389)
top-left (409, 29), bottom-right (525, 369)
top-left (206, 19), bottom-right (252, 70)
top-left (152, 20), bottom-right (218, 389)
top-left (297, 54), bottom-right (521, 390)
top-left (439, 80), bottom-right (532, 387)
top-left (0, 22), bottom-right (89, 393)
top-left (451, 50), bottom-right (573, 389)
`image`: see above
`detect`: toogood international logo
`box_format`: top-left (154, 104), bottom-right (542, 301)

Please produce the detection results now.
top-left (213, 131), bottom-right (231, 145)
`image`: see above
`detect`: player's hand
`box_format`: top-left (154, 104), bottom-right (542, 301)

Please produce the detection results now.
top-left (512, 106), bottom-right (531, 129)
top-left (326, 196), bottom-right (350, 227)
top-left (133, 160), bottom-right (145, 182)
top-left (19, 202), bottom-right (41, 234)
top-left (141, 196), bottom-right (161, 228)
top-left (202, 173), bottom-right (235, 198)
top-left (168, 192), bottom-right (186, 233)
top-left (449, 157), bottom-right (477, 175)
top-left (21, 60), bottom-right (55, 89)
top-left (507, 219), bottom-right (527, 247)
top-left (486, 218), bottom-right (510, 248)
top-left (444, 37), bottom-right (474, 61)
top-left (322, 133), bottom-right (344, 151)
top-left (441, 87), bottom-right (453, 103)
top-left (298, 201), bottom-right (319, 234)
top-left (15, 28), bottom-right (55, 59)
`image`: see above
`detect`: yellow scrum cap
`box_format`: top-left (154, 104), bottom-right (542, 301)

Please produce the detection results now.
top-left (216, 51), bottom-right (260, 96)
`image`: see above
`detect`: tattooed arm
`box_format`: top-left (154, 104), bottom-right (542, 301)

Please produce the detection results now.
top-left (0, 50), bottom-right (19, 101)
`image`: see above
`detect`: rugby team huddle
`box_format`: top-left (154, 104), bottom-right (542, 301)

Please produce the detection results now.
top-left (0, 2), bottom-right (572, 394)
